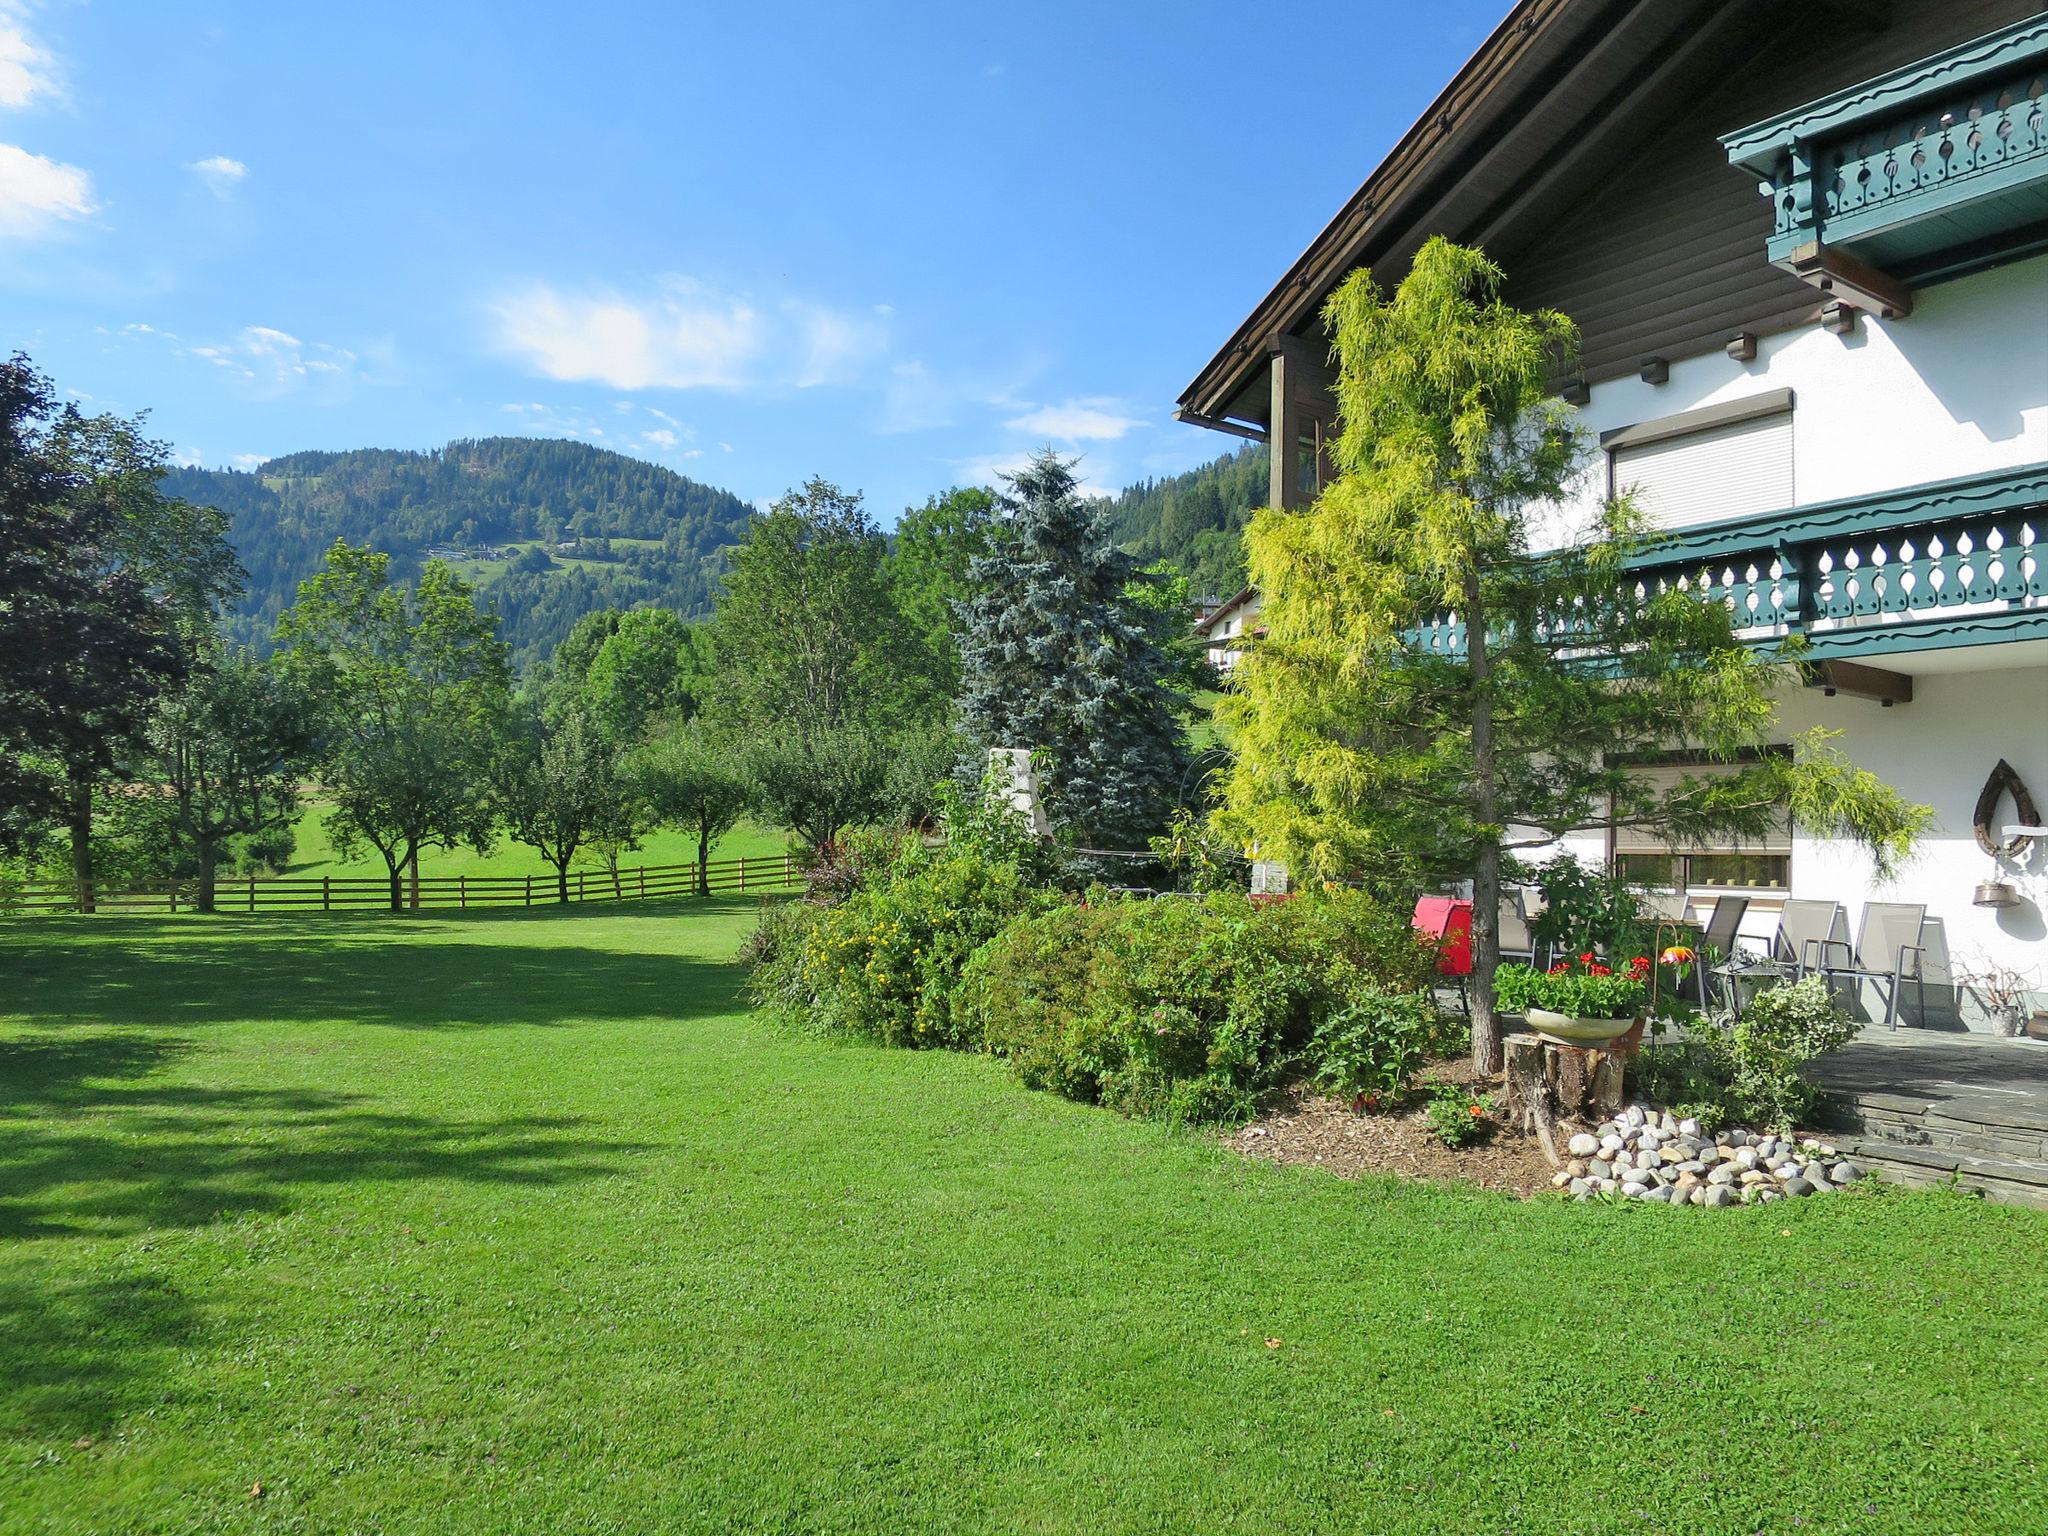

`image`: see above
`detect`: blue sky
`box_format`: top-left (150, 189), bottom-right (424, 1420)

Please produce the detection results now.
top-left (1, 0), bottom-right (1504, 521)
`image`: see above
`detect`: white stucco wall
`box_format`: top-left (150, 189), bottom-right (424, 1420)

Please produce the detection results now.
top-left (1537, 251), bottom-right (2048, 544)
top-left (1526, 255), bottom-right (2048, 1028)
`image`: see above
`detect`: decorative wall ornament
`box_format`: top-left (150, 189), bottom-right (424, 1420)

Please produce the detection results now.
top-left (1973, 758), bottom-right (2041, 859)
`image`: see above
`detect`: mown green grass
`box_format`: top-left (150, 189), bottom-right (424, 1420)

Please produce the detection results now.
top-left (283, 807), bottom-right (791, 881)
top-left (2, 904), bottom-right (2044, 1534)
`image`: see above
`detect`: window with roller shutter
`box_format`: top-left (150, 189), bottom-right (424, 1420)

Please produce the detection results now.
top-left (1602, 389), bottom-right (1795, 532)
top-left (1611, 757), bottom-right (1792, 893)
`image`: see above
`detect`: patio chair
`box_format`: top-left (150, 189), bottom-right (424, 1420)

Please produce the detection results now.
top-left (1713, 897), bottom-right (1841, 999)
top-left (1498, 892), bottom-right (1538, 968)
top-left (1814, 901), bottom-right (1928, 1031)
top-left (1638, 890), bottom-right (1692, 923)
top-left (1691, 894), bottom-right (1749, 1007)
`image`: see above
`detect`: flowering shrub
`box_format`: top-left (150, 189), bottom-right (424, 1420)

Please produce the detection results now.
top-left (1423, 1083), bottom-right (1493, 1147)
top-left (1494, 953), bottom-right (1649, 1019)
top-left (748, 840), bottom-right (1053, 1048)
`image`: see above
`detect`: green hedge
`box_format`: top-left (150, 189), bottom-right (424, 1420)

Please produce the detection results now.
top-left (746, 839), bottom-right (1054, 1049)
top-left (957, 889), bottom-right (1436, 1125)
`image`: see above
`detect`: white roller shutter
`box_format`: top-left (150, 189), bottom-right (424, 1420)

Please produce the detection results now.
top-left (1609, 409), bottom-right (1793, 531)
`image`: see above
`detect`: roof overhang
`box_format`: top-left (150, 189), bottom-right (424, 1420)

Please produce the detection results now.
top-left (1175, 0), bottom-right (1812, 432)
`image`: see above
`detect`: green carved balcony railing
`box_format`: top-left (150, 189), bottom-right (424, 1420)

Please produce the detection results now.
top-left (1723, 18), bottom-right (2048, 296)
top-left (1414, 463), bottom-right (2048, 665)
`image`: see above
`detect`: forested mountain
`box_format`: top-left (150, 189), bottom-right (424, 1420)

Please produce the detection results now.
top-left (165, 437), bottom-right (755, 665)
top-left (1099, 444), bottom-right (1267, 598)
top-left (168, 433), bottom-right (1270, 669)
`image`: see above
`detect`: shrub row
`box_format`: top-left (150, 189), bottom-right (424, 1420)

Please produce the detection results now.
top-left (748, 841), bottom-right (1441, 1127)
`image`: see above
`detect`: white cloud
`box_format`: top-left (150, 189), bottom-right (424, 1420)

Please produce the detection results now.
top-left (0, 140), bottom-right (93, 235)
top-left (189, 154), bottom-right (247, 195)
top-left (788, 300), bottom-right (888, 388)
top-left (493, 279), bottom-right (760, 390)
top-left (1003, 397), bottom-right (1143, 441)
top-left (231, 452), bottom-right (264, 468)
top-left (492, 275), bottom-right (891, 394)
top-left (0, 7), bottom-right (57, 110)
top-left (125, 319), bottom-right (359, 393)
top-left (640, 428), bottom-right (679, 450)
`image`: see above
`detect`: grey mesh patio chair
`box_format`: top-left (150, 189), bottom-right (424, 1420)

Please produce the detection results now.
top-left (1814, 901), bottom-right (1928, 1030)
top-left (1638, 890), bottom-right (1692, 923)
top-left (1691, 894), bottom-right (1749, 1007)
top-left (1498, 893), bottom-right (1538, 967)
top-left (1715, 897), bottom-right (1841, 999)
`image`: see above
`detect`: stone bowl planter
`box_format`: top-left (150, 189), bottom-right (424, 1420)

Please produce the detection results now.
top-left (1526, 1006), bottom-right (1636, 1048)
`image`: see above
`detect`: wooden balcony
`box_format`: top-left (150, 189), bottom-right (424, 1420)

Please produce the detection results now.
top-left (1723, 18), bottom-right (2048, 303)
top-left (1416, 462), bottom-right (2048, 668)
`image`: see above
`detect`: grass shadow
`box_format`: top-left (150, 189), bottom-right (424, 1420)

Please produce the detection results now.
top-left (0, 1271), bottom-right (204, 1437)
top-left (1, 931), bottom-right (751, 1031)
top-left (0, 1028), bottom-right (652, 1241)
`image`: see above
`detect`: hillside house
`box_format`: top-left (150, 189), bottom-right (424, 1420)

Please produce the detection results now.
top-left (1192, 586), bottom-right (1264, 675)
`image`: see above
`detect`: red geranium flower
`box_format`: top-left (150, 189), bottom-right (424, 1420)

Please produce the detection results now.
top-left (1587, 963), bottom-right (1612, 976)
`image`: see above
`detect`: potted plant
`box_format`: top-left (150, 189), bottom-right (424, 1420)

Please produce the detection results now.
top-left (1495, 952), bottom-right (1651, 1046)
top-left (1960, 958), bottom-right (2040, 1038)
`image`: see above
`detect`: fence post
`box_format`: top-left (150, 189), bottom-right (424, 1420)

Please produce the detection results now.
top-left (459, 874), bottom-right (467, 910)
top-left (638, 866), bottom-right (646, 900)
top-left (525, 873), bottom-right (533, 906)
top-left (739, 856), bottom-right (747, 892)
top-left (323, 876), bottom-right (331, 911)
top-left (248, 874), bottom-right (256, 913)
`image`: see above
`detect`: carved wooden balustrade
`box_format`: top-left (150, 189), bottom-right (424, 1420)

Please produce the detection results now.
top-left (1412, 465), bottom-right (2048, 665)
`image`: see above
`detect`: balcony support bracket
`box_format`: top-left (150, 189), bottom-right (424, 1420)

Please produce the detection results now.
top-left (1783, 241), bottom-right (1914, 320)
top-left (1804, 659), bottom-right (1915, 707)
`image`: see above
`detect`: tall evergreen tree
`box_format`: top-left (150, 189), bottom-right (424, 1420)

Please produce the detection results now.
top-left (1216, 239), bottom-right (1927, 1072)
top-left (953, 452), bottom-right (1190, 858)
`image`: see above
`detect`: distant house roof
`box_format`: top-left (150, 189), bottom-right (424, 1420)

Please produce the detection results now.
top-left (1192, 585), bottom-right (1260, 639)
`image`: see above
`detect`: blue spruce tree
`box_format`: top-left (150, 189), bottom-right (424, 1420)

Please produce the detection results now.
top-left (954, 451), bottom-right (1191, 862)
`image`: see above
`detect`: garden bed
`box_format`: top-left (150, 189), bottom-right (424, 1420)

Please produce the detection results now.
top-left (1227, 1061), bottom-right (1557, 1197)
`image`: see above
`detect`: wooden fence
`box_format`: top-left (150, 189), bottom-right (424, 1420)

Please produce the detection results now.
top-left (0, 852), bottom-right (805, 916)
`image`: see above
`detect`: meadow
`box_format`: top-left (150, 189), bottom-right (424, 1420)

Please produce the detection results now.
top-left (282, 807), bottom-right (791, 881)
top-left (2, 901), bottom-right (2044, 1533)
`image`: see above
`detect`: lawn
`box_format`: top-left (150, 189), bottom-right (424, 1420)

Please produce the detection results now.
top-left (2, 905), bottom-right (2044, 1533)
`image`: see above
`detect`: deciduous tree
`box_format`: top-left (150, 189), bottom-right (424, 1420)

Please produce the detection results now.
top-left (148, 648), bottom-right (317, 911)
top-left (631, 719), bottom-right (752, 895)
top-left (497, 704), bottom-right (640, 903)
top-left (0, 357), bottom-right (213, 900)
top-left (276, 543), bottom-right (511, 911)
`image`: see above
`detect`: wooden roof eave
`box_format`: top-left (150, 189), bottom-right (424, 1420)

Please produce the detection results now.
top-left (1175, 0), bottom-right (1593, 429)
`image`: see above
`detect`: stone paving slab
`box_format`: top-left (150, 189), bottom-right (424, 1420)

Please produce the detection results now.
top-left (1812, 1029), bottom-right (2048, 1133)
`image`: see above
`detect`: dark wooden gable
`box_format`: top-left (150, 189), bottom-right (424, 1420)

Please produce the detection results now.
top-left (1495, 0), bottom-right (2048, 382)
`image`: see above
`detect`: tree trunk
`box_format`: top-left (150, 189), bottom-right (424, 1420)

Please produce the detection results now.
top-left (556, 862), bottom-right (570, 904)
top-left (66, 769), bottom-right (94, 914)
top-left (696, 822), bottom-right (711, 897)
top-left (386, 855), bottom-right (404, 913)
top-left (1463, 570), bottom-right (1503, 1075)
top-left (196, 836), bottom-right (219, 914)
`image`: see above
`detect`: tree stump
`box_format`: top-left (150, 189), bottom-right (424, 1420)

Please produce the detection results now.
top-left (1505, 1031), bottom-right (1632, 1166)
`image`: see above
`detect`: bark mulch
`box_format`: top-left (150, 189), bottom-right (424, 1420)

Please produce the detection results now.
top-left (1225, 1058), bottom-right (1559, 1199)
